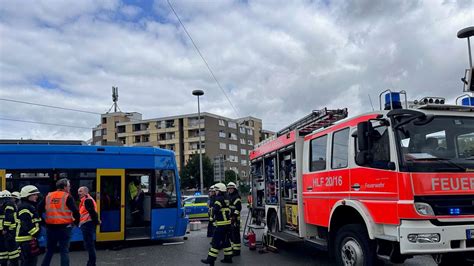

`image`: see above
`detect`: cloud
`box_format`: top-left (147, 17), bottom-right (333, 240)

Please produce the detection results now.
top-left (0, 0), bottom-right (473, 141)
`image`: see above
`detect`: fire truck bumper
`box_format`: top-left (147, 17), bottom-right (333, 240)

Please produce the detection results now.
top-left (399, 220), bottom-right (474, 255)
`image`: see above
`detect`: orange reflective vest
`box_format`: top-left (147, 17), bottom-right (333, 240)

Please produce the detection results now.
top-left (79, 195), bottom-right (97, 227)
top-left (44, 191), bottom-right (74, 225)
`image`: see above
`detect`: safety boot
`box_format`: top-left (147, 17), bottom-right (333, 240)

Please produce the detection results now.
top-left (201, 258), bottom-right (215, 266)
top-left (221, 255), bottom-right (233, 264)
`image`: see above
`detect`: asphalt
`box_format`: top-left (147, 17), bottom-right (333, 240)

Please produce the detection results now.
top-left (36, 205), bottom-right (436, 265)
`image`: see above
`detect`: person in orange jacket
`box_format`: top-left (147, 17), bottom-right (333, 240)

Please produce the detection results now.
top-left (38, 178), bottom-right (80, 266)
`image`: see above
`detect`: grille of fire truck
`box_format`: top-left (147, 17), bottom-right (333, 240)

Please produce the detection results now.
top-left (277, 108), bottom-right (348, 137)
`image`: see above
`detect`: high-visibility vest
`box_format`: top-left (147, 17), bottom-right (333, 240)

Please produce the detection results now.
top-left (79, 194), bottom-right (97, 226)
top-left (44, 191), bottom-right (74, 224)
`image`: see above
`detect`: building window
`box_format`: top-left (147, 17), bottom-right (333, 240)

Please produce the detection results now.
top-left (94, 130), bottom-right (102, 137)
top-left (229, 155), bottom-right (238, 162)
top-left (142, 135), bottom-right (150, 143)
top-left (101, 128), bottom-right (107, 136)
top-left (310, 135), bottom-right (328, 171)
top-left (102, 117), bottom-right (107, 124)
top-left (248, 140), bottom-right (253, 146)
top-left (247, 129), bottom-right (253, 135)
top-left (219, 119), bottom-right (225, 126)
top-left (229, 144), bottom-right (238, 151)
top-left (168, 144), bottom-right (175, 151)
top-left (240, 139), bottom-right (245, 144)
top-left (240, 149), bottom-right (246, 155)
top-left (240, 127), bottom-right (246, 134)
top-left (219, 130), bottom-right (226, 138)
top-left (134, 136), bottom-right (141, 143)
top-left (220, 143), bottom-right (227, 150)
top-left (166, 120), bottom-right (175, 128)
top-left (228, 121), bottom-right (237, 129)
top-left (188, 117), bottom-right (204, 127)
top-left (156, 121), bottom-right (165, 129)
top-left (229, 133), bottom-right (237, 140)
top-left (241, 159), bottom-right (247, 166)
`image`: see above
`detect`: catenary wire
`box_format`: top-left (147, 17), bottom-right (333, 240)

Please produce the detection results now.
top-left (0, 117), bottom-right (93, 130)
top-left (166, 0), bottom-right (240, 118)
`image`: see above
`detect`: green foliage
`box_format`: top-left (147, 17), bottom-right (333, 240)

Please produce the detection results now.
top-left (224, 170), bottom-right (239, 185)
top-left (238, 183), bottom-right (250, 195)
top-left (180, 153), bottom-right (214, 189)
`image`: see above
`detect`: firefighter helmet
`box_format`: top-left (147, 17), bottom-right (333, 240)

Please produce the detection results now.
top-left (209, 185), bottom-right (216, 192)
top-left (227, 182), bottom-right (236, 189)
top-left (1, 190), bottom-right (11, 198)
top-left (11, 191), bottom-right (20, 200)
top-left (20, 185), bottom-right (40, 198)
top-left (214, 183), bottom-right (227, 192)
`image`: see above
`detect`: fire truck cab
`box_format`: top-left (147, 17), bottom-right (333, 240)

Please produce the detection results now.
top-left (249, 94), bottom-right (474, 265)
top-left (249, 26), bottom-right (474, 266)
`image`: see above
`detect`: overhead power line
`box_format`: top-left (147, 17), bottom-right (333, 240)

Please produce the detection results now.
top-left (0, 117), bottom-right (93, 129)
top-left (166, 0), bottom-right (240, 118)
top-left (0, 98), bottom-right (102, 115)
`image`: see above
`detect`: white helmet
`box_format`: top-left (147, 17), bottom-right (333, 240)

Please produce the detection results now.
top-left (214, 183), bottom-right (227, 192)
top-left (227, 182), bottom-right (236, 189)
top-left (209, 185), bottom-right (216, 192)
top-left (0, 190), bottom-right (12, 198)
top-left (20, 185), bottom-right (40, 198)
top-left (12, 192), bottom-right (20, 200)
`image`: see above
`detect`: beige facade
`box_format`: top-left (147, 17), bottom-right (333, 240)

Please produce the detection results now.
top-left (92, 112), bottom-right (265, 181)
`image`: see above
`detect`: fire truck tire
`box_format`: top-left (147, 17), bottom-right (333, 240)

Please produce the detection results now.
top-left (334, 224), bottom-right (379, 266)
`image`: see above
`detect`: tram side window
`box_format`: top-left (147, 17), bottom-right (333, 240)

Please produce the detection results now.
top-left (7, 171), bottom-right (52, 197)
top-left (310, 135), bottom-right (328, 172)
top-left (154, 170), bottom-right (177, 208)
top-left (332, 128), bottom-right (349, 169)
top-left (56, 171), bottom-right (97, 204)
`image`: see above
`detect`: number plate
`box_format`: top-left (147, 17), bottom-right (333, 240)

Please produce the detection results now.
top-left (466, 229), bottom-right (474, 239)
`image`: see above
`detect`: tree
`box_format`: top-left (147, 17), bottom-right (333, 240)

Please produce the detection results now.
top-left (224, 170), bottom-right (239, 185)
top-left (180, 153), bottom-right (214, 189)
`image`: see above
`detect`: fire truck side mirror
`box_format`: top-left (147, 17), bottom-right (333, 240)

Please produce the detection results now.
top-left (357, 122), bottom-right (371, 151)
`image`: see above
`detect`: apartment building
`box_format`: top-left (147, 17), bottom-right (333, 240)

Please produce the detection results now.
top-left (92, 112), bottom-right (264, 181)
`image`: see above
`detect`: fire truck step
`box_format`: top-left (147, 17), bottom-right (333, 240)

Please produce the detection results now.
top-left (268, 232), bottom-right (303, 243)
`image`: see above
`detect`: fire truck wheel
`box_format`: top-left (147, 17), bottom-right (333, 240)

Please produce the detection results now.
top-left (334, 224), bottom-right (378, 266)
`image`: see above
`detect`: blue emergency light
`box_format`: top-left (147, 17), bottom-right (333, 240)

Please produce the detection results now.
top-left (384, 92), bottom-right (402, 110)
top-left (461, 97), bottom-right (474, 106)
top-left (449, 208), bottom-right (461, 215)
top-left (194, 192), bottom-right (201, 196)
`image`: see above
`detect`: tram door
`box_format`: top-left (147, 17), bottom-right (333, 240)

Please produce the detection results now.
top-left (0, 170), bottom-right (5, 190)
top-left (96, 169), bottom-right (125, 241)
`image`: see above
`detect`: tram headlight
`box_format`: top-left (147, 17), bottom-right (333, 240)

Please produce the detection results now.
top-left (414, 202), bottom-right (435, 216)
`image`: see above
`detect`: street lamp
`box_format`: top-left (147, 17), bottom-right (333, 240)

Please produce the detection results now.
top-left (192, 89), bottom-right (204, 194)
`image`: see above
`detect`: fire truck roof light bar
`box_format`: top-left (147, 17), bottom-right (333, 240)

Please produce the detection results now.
top-left (276, 108), bottom-right (348, 137)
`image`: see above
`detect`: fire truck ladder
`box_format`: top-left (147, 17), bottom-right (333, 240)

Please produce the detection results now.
top-left (277, 108), bottom-right (348, 137)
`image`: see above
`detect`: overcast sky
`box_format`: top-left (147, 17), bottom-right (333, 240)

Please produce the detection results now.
top-left (0, 0), bottom-right (473, 141)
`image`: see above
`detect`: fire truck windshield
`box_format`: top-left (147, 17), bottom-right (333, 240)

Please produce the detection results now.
top-left (395, 116), bottom-right (474, 172)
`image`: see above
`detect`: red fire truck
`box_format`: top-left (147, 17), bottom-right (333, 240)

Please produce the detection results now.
top-left (248, 27), bottom-right (474, 265)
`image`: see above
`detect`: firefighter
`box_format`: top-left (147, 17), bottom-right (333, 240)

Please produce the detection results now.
top-left (227, 182), bottom-right (242, 256)
top-left (0, 191), bottom-right (7, 266)
top-left (201, 183), bottom-right (233, 265)
top-left (17, 185), bottom-right (42, 266)
top-left (38, 178), bottom-right (80, 266)
top-left (2, 190), bottom-right (20, 266)
top-left (207, 185), bottom-right (216, 238)
top-left (11, 192), bottom-right (20, 205)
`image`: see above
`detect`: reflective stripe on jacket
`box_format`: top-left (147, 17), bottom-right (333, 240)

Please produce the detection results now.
top-left (45, 191), bottom-right (74, 224)
top-left (79, 194), bottom-right (97, 226)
